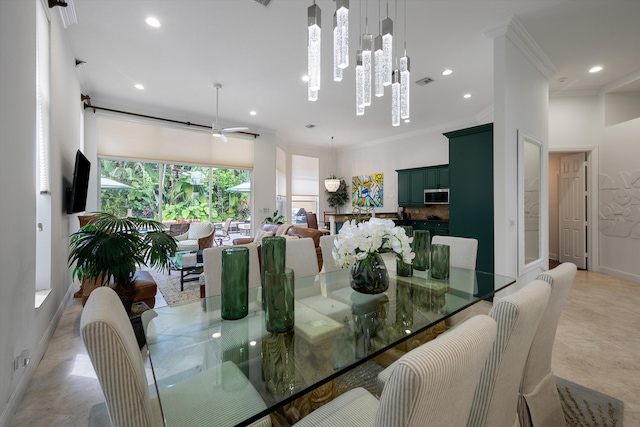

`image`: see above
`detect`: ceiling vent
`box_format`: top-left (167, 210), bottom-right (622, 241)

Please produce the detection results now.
top-left (253, 0), bottom-right (271, 6)
top-left (415, 77), bottom-right (434, 86)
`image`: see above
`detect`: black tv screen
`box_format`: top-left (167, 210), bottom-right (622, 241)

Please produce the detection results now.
top-left (66, 150), bottom-right (91, 214)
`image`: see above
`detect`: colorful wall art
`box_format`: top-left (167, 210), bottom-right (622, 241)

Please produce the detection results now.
top-left (352, 174), bottom-right (384, 207)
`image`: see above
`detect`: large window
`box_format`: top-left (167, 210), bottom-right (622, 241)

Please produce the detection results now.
top-left (291, 155), bottom-right (319, 225)
top-left (99, 158), bottom-right (251, 222)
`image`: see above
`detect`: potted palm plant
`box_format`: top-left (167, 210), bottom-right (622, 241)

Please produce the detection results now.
top-left (68, 212), bottom-right (177, 314)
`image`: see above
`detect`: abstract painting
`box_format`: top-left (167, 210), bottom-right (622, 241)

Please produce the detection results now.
top-left (352, 174), bottom-right (384, 207)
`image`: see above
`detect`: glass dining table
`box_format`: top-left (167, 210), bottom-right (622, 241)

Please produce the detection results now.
top-left (144, 263), bottom-right (515, 427)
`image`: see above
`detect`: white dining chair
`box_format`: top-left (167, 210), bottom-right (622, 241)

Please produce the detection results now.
top-left (319, 234), bottom-right (339, 273)
top-left (466, 279), bottom-right (551, 427)
top-left (81, 287), bottom-right (271, 427)
top-left (292, 315), bottom-right (498, 427)
top-left (288, 237), bottom-right (351, 323)
top-left (518, 262), bottom-right (577, 427)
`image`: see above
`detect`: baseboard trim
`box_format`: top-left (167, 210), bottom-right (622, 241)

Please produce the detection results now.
top-left (0, 283), bottom-right (76, 427)
top-left (548, 253), bottom-right (558, 261)
top-left (598, 266), bottom-right (640, 284)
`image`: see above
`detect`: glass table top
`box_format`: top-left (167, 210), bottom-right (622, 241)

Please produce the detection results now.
top-left (144, 264), bottom-right (515, 427)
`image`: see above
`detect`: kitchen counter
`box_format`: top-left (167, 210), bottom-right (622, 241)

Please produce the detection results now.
top-left (325, 212), bottom-right (399, 234)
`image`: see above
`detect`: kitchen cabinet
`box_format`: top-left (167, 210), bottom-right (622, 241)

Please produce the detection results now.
top-left (402, 220), bottom-right (450, 239)
top-left (397, 165), bottom-right (449, 207)
top-left (444, 123), bottom-right (494, 274)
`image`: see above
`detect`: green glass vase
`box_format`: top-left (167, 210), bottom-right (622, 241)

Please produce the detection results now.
top-left (261, 236), bottom-right (286, 306)
top-left (413, 230), bottom-right (430, 271)
top-left (397, 226), bottom-right (414, 276)
top-left (221, 247), bottom-right (249, 320)
top-left (431, 243), bottom-right (450, 280)
top-left (264, 268), bottom-right (295, 333)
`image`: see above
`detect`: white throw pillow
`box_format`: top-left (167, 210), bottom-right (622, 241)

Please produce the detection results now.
top-left (254, 229), bottom-right (274, 245)
top-left (283, 235), bottom-right (299, 240)
top-left (275, 223), bottom-right (293, 236)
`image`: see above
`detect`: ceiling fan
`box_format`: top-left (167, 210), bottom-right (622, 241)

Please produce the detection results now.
top-left (211, 83), bottom-right (248, 142)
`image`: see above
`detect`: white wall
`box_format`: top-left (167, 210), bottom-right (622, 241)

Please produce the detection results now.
top-left (491, 18), bottom-right (550, 288)
top-left (549, 93), bottom-right (640, 283)
top-left (334, 131), bottom-right (451, 214)
top-left (0, 2), bottom-right (83, 424)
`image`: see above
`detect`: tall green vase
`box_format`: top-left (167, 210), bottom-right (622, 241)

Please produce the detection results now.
top-left (430, 243), bottom-right (450, 280)
top-left (261, 236), bottom-right (286, 307)
top-left (413, 230), bottom-right (430, 271)
top-left (221, 247), bottom-right (249, 320)
top-left (264, 268), bottom-right (295, 333)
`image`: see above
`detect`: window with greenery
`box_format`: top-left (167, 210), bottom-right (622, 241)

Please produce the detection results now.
top-left (99, 159), bottom-right (251, 222)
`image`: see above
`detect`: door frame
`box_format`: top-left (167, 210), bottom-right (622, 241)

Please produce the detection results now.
top-left (549, 146), bottom-right (599, 271)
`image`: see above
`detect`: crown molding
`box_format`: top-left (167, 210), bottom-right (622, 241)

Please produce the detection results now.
top-left (485, 15), bottom-right (557, 80)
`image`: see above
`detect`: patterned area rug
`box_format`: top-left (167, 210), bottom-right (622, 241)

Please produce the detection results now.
top-left (556, 376), bottom-right (624, 427)
top-left (148, 267), bottom-right (201, 307)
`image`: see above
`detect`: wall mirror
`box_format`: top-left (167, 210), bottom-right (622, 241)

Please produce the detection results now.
top-left (518, 130), bottom-right (543, 275)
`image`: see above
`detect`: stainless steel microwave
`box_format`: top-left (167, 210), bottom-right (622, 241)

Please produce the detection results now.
top-left (424, 188), bottom-right (449, 204)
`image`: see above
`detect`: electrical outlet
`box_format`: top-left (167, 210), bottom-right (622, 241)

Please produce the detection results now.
top-left (13, 350), bottom-right (30, 371)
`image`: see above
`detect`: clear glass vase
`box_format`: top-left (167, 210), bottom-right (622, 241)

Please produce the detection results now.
top-left (221, 247), bottom-right (249, 320)
top-left (350, 253), bottom-right (389, 294)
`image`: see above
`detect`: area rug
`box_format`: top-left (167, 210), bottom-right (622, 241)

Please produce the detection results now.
top-left (556, 376), bottom-right (624, 427)
top-left (148, 267), bottom-right (201, 307)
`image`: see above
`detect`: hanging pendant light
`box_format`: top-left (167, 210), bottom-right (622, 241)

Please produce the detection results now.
top-left (356, 50), bottom-right (365, 115)
top-left (308, 2), bottom-right (321, 101)
top-left (333, 12), bottom-right (343, 81)
top-left (381, 0), bottom-right (393, 87)
top-left (362, 33), bottom-right (373, 106)
top-left (325, 136), bottom-right (341, 192)
top-left (392, 68), bottom-right (400, 126)
top-left (400, 0), bottom-right (410, 119)
top-left (334, 0), bottom-right (349, 70)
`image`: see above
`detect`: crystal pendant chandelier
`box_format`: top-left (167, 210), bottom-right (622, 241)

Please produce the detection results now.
top-left (333, 13), bottom-right (343, 81)
top-left (307, 2), bottom-right (321, 101)
top-left (392, 68), bottom-right (400, 126)
top-left (356, 50), bottom-right (365, 115)
top-left (325, 137), bottom-right (341, 192)
top-left (400, 0), bottom-right (410, 120)
top-left (334, 0), bottom-right (349, 70)
top-left (381, 6), bottom-right (393, 87)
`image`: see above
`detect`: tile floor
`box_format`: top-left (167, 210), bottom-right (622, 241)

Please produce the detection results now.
top-left (10, 267), bottom-right (640, 426)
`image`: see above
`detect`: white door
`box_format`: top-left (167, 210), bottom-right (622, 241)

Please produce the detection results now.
top-left (559, 153), bottom-right (587, 269)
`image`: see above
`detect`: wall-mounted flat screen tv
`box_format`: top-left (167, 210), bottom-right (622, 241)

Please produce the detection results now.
top-left (66, 150), bottom-right (91, 214)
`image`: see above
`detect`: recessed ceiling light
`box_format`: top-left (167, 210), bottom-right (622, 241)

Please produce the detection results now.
top-left (134, 84), bottom-right (144, 90)
top-left (442, 69), bottom-right (453, 76)
top-left (302, 75), bottom-right (310, 82)
top-left (404, 119), bottom-right (410, 123)
top-left (145, 17), bottom-right (161, 28)
top-left (589, 65), bottom-right (603, 73)
top-left (250, 111), bottom-right (257, 116)
top-left (463, 93), bottom-right (472, 99)
top-left (305, 124), bottom-right (315, 128)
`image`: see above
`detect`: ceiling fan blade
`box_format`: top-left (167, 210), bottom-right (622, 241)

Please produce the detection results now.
top-left (222, 127), bottom-right (249, 133)
top-left (220, 133), bottom-right (228, 143)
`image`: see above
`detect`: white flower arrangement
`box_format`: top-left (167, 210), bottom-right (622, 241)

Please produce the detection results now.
top-left (332, 218), bottom-right (415, 269)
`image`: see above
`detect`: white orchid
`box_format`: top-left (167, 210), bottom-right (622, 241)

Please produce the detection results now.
top-left (332, 218), bottom-right (415, 269)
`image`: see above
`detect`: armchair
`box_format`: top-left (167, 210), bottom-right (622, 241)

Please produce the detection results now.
top-left (175, 222), bottom-right (215, 251)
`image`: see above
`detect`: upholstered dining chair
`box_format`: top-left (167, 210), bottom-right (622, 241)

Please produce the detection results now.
top-left (319, 234), bottom-right (339, 273)
top-left (431, 235), bottom-right (478, 270)
top-left (305, 212), bottom-right (319, 229)
top-left (81, 286), bottom-right (271, 427)
top-left (202, 243), bottom-right (262, 297)
top-left (466, 279), bottom-right (551, 427)
top-left (518, 262), bottom-right (577, 427)
top-left (292, 314), bottom-right (497, 427)
top-left (285, 237), bottom-right (320, 279)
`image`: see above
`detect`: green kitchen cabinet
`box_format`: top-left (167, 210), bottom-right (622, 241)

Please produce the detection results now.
top-left (444, 123), bottom-right (494, 274)
top-left (397, 165), bottom-right (449, 206)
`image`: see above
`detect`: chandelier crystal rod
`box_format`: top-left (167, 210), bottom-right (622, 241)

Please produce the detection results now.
top-left (400, 0), bottom-right (410, 119)
top-left (308, 1), bottom-right (321, 101)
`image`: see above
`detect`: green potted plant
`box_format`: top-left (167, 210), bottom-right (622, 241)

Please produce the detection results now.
top-left (68, 212), bottom-right (177, 314)
top-left (263, 210), bottom-right (286, 225)
top-left (325, 177), bottom-right (349, 213)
